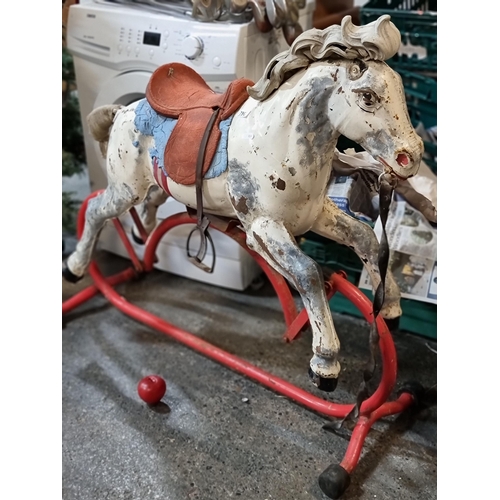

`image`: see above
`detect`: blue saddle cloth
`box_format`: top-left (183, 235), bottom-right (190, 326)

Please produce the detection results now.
top-left (133, 98), bottom-right (232, 180)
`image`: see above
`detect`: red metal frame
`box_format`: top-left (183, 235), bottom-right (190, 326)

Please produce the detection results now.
top-left (63, 192), bottom-right (416, 493)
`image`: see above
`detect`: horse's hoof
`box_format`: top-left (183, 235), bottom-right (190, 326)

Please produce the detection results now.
top-left (62, 263), bottom-right (83, 283)
top-left (131, 228), bottom-right (145, 245)
top-left (318, 463), bottom-right (351, 499)
top-left (383, 316), bottom-right (400, 333)
top-left (308, 367), bottom-right (338, 392)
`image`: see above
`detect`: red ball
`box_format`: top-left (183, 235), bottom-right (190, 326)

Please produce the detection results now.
top-left (137, 375), bottom-right (166, 405)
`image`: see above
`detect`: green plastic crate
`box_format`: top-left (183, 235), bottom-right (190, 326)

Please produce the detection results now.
top-left (361, 0), bottom-right (437, 73)
top-left (399, 69), bottom-right (437, 104)
top-left (360, 1), bottom-right (438, 174)
top-left (298, 235), bottom-right (364, 283)
top-left (398, 70), bottom-right (437, 172)
top-left (328, 289), bottom-right (437, 341)
top-left (299, 234), bottom-right (437, 340)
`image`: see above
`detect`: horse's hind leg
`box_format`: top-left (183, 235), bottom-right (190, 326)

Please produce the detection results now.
top-left (311, 197), bottom-right (402, 321)
top-left (63, 183), bottom-right (149, 282)
top-left (245, 216), bottom-right (341, 392)
top-left (131, 185), bottom-right (169, 244)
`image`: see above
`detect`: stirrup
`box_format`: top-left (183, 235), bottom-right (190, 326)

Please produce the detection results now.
top-left (186, 216), bottom-right (216, 273)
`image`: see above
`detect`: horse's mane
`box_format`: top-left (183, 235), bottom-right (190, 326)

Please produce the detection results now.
top-left (248, 15), bottom-right (401, 101)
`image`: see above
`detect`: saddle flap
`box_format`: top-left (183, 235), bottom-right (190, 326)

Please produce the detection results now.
top-left (219, 78), bottom-right (255, 120)
top-left (146, 63), bottom-right (221, 117)
top-left (164, 108), bottom-right (222, 185)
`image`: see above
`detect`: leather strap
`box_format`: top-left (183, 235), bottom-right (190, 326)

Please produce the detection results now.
top-left (324, 174), bottom-right (396, 432)
top-left (186, 107), bottom-right (220, 273)
top-left (372, 177), bottom-right (395, 319)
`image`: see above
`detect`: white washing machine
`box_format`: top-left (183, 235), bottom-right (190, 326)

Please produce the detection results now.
top-left (66, 0), bottom-right (315, 290)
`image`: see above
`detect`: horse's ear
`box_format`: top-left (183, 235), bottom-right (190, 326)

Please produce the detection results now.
top-left (347, 60), bottom-right (367, 81)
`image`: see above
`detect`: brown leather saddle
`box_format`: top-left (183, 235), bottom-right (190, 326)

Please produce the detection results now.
top-left (145, 63), bottom-right (253, 272)
top-left (146, 62), bottom-right (253, 185)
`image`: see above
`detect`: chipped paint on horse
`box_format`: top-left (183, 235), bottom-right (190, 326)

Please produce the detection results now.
top-left (64, 16), bottom-right (424, 391)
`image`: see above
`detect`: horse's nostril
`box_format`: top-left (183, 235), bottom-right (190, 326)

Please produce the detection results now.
top-left (396, 153), bottom-right (410, 167)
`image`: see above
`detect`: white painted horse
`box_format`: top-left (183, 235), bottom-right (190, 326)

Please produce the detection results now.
top-left (63, 16), bottom-right (423, 391)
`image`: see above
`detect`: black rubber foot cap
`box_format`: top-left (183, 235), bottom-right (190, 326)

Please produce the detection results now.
top-left (383, 316), bottom-right (400, 333)
top-left (62, 263), bottom-right (83, 283)
top-left (318, 464), bottom-right (351, 499)
top-left (397, 380), bottom-right (436, 410)
top-left (308, 367), bottom-right (338, 393)
top-left (131, 228), bottom-right (145, 245)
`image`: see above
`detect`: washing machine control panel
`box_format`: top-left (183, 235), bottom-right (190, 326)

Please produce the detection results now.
top-left (181, 35), bottom-right (204, 60)
top-left (66, 4), bottom-right (270, 81)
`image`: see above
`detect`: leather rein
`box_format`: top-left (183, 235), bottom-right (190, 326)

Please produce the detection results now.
top-left (324, 172), bottom-right (397, 431)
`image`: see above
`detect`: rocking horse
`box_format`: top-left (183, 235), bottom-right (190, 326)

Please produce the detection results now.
top-left (63, 15), bottom-right (428, 498)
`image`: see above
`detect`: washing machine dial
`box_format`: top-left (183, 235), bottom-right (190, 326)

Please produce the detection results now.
top-left (182, 36), bottom-right (204, 60)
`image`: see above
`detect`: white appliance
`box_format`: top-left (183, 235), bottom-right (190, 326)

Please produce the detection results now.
top-left (67, 0), bottom-right (315, 290)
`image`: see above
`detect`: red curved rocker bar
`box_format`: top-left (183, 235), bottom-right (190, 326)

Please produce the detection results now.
top-left (63, 191), bottom-right (416, 495)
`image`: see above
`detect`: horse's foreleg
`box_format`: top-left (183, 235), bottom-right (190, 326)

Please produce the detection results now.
top-left (245, 217), bottom-right (341, 392)
top-left (311, 197), bottom-right (402, 320)
top-left (131, 185), bottom-right (169, 244)
top-left (63, 184), bottom-right (148, 282)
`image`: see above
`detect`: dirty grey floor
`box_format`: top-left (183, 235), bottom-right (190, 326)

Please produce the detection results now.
top-left (62, 240), bottom-right (437, 500)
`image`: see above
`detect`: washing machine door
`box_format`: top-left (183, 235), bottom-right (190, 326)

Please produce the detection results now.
top-left (94, 70), bottom-right (152, 108)
top-left (87, 71), bottom-right (152, 189)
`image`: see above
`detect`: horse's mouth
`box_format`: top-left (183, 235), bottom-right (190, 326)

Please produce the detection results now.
top-left (377, 155), bottom-right (413, 181)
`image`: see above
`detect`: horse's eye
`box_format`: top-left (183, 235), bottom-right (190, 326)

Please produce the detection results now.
top-left (356, 90), bottom-right (379, 112)
top-left (362, 93), bottom-right (375, 106)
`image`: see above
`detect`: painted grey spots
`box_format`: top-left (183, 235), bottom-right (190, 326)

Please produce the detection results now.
top-left (296, 76), bottom-right (335, 132)
top-left (227, 159), bottom-right (260, 215)
top-left (133, 137), bottom-right (146, 166)
top-left (330, 211), bottom-right (377, 260)
top-left (121, 182), bottom-right (136, 201)
top-left (128, 129), bottom-right (136, 143)
top-left (288, 167), bottom-right (296, 176)
top-left (362, 129), bottom-right (395, 160)
top-left (295, 76), bottom-right (336, 169)
top-left (259, 231), bottom-right (322, 298)
top-left (288, 88), bottom-right (309, 125)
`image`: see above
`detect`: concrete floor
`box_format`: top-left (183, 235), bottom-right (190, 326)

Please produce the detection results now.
top-left (62, 243), bottom-right (437, 500)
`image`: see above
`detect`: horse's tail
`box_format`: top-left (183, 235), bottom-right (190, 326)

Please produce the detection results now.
top-left (87, 104), bottom-right (123, 158)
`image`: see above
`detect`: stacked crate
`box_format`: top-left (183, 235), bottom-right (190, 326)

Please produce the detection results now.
top-left (298, 235), bottom-right (437, 340)
top-left (361, 0), bottom-right (437, 173)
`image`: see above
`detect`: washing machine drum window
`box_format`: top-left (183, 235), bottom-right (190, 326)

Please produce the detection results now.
top-left (94, 71), bottom-right (152, 109)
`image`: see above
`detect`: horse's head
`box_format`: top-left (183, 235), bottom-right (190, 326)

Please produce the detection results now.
top-left (248, 15), bottom-right (425, 180)
top-left (329, 59), bottom-right (424, 180)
